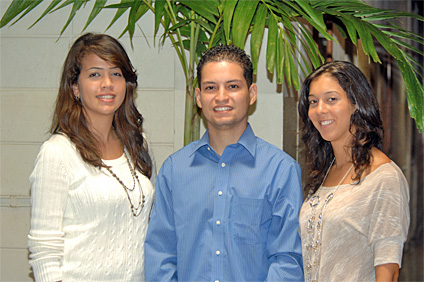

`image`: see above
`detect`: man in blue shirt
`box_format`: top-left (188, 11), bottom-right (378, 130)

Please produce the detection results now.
top-left (145, 45), bottom-right (303, 281)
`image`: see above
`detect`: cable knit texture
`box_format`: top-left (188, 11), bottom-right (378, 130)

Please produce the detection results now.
top-left (28, 134), bottom-right (155, 282)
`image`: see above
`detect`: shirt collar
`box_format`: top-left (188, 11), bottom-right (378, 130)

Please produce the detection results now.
top-left (190, 123), bottom-right (256, 157)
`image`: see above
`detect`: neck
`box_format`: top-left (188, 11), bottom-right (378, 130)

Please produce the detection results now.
top-left (89, 121), bottom-right (115, 145)
top-left (208, 124), bottom-right (246, 156)
top-left (333, 150), bottom-right (352, 169)
top-left (87, 116), bottom-right (122, 160)
top-left (331, 139), bottom-right (353, 169)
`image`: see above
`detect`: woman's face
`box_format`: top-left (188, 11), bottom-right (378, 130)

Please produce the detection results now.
top-left (307, 74), bottom-right (356, 147)
top-left (72, 53), bottom-right (126, 124)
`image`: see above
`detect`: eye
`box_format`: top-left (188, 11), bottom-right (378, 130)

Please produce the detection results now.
top-left (112, 72), bottom-right (123, 77)
top-left (204, 86), bottom-right (215, 91)
top-left (328, 97), bottom-right (338, 102)
top-left (228, 84), bottom-right (239, 89)
top-left (89, 72), bottom-right (100, 77)
top-left (308, 99), bottom-right (317, 105)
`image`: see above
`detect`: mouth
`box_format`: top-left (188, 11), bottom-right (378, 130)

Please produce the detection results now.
top-left (319, 120), bottom-right (334, 126)
top-left (214, 106), bottom-right (233, 112)
top-left (97, 94), bottom-right (115, 99)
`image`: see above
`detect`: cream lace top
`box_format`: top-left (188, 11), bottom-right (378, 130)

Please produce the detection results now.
top-left (299, 162), bottom-right (409, 282)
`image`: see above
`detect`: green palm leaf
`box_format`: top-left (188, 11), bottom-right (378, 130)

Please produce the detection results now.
top-left (104, 0), bottom-right (133, 32)
top-left (231, 0), bottom-right (259, 48)
top-left (250, 4), bottom-right (267, 74)
top-left (223, 0), bottom-right (238, 44)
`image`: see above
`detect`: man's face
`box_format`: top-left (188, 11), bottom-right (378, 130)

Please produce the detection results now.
top-left (195, 61), bottom-right (257, 133)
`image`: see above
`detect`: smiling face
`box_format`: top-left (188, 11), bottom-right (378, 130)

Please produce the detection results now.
top-left (308, 74), bottom-right (356, 147)
top-left (195, 61), bottom-right (257, 134)
top-left (72, 53), bottom-right (126, 124)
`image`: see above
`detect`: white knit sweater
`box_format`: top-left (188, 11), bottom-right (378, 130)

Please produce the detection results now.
top-left (28, 134), bottom-right (155, 282)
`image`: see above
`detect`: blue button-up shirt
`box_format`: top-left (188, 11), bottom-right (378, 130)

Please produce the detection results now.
top-left (145, 124), bottom-right (303, 281)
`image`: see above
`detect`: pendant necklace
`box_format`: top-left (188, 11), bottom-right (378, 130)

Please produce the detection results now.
top-left (105, 150), bottom-right (145, 217)
top-left (305, 158), bottom-right (354, 282)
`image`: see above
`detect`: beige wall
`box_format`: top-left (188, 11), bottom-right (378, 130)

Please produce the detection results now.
top-left (0, 1), bottom-right (287, 281)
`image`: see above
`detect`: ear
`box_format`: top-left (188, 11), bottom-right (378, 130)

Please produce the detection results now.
top-left (195, 87), bottom-right (202, 108)
top-left (72, 83), bottom-right (80, 99)
top-left (351, 103), bottom-right (358, 115)
top-left (249, 84), bottom-right (257, 105)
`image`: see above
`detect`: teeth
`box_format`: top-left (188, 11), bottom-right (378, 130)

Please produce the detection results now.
top-left (320, 120), bottom-right (334, 126)
top-left (214, 107), bottom-right (232, 111)
top-left (97, 95), bottom-right (114, 99)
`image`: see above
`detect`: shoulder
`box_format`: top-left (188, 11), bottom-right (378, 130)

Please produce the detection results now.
top-left (38, 134), bottom-right (75, 155)
top-left (36, 134), bottom-right (88, 170)
top-left (371, 162), bottom-right (407, 183)
top-left (367, 148), bottom-right (407, 184)
top-left (361, 161), bottom-right (409, 200)
top-left (160, 139), bottom-right (201, 168)
top-left (253, 138), bottom-right (302, 186)
top-left (369, 148), bottom-right (391, 173)
top-left (255, 137), bottom-right (299, 167)
top-left (170, 139), bottom-right (201, 159)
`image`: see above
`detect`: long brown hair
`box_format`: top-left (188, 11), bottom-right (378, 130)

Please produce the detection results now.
top-left (298, 61), bottom-right (383, 196)
top-left (51, 33), bottom-right (152, 178)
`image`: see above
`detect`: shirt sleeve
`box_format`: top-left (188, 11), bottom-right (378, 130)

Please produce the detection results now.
top-left (368, 170), bottom-right (410, 267)
top-left (144, 157), bottom-right (178, 282)
top-left (27, 139), bottom-right (69, 282)
top-left (266, 160), bottom-right (304, 282)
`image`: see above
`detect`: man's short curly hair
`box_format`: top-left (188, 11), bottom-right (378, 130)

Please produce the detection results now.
top-left (197, 45), bottom-right (253, 87)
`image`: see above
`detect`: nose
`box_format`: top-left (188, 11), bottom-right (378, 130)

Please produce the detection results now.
top-left (101, 75), bottom-right (113, 89)
top-left (215, 87), bottom-right (229, 103)
top-left (316, 100), bottom-right (328, 114)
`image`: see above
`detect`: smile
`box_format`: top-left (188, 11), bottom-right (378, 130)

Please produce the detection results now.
top-left (319, 120), bottom-right (334, 126)
top-left (97, 95), bottom-right (115, 99)
top-left (214, 106), bottom-right (232, 112)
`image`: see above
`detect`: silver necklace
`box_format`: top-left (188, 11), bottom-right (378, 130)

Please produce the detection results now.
top-left (305, 158), bottom-right (354, 282)
top-left (105, 151), bottom-right (145, 217)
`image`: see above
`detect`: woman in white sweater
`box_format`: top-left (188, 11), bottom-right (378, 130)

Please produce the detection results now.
top-left (28, 33), bottom-right (156, 282)
top-left (298, 61), bottom-right (409, 282)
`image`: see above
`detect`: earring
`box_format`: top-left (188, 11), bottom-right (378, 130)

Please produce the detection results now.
top-left (74, 95), bottom-right (80, 101)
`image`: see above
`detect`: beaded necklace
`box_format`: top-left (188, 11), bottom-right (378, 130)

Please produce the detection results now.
top-left (104, 151), bottom-right (145, 217)
top-left (305, 158), bottom-right (354, 282)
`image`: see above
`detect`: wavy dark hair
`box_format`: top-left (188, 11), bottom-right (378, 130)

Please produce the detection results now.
top-left (51, 33), bottom-right (152, 178)
top-left (298, 61), bottom-right (384, 196)
top-left (197, 44), bottom-right (253, 87)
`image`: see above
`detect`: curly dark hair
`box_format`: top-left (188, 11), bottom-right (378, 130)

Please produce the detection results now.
top-left (197, 44), bottom-right (253, 87)
top-left (298, 61), bottom-right (384, 196)
top-left (51, 33), bottom-right (152, 178)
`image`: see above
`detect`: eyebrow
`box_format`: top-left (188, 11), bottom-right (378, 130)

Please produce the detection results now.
top-left (87, 66), bottom-right (120, 70)
top-left (201, 79), bottom-right (243, 85)
top-left (308, 91), bottom-right (340, 96)
top-left (201, 81), bottom-right (216, 85)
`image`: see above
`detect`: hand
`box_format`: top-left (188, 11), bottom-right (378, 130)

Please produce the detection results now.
top-left (375, 263), bottom-right (399, 282)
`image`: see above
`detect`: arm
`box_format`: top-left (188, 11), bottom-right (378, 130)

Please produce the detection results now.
top-left (368, 169), bottom-right (409, 278)
top-left (266, 161), bottom-right (304, 282)
top-left (376, 263), bottom-right (400, 282)
top-left (144, 158), bottom-right (178, 282)
top-left (28, 139), bottom-right (69, 282)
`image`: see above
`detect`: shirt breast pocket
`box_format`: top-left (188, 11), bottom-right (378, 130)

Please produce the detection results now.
top-left (231, 196), bottom-right (264, 245)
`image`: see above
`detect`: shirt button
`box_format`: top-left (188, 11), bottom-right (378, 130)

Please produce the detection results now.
top-left (216, 220), bottom-right (221, 225)
top-left (221, 163), bottom-right (226, 167)
top-left (218, 191), bottom-right (223, 196)
top-left (207, 147), bottom-right (211, 151)
top-left (216, 250), bottom-right (220, 255)
top-left (215, 280), bottom-right (219, 282)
